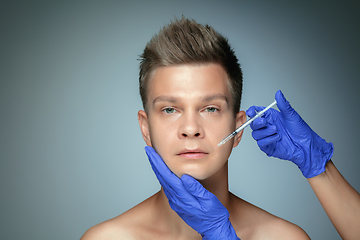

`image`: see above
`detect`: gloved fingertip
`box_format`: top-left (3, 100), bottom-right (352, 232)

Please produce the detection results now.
top-left (145, 146), bottom-right (162, 169)
top-left (144, 146), bottom-right (154, 154)
top-left (275, 90), bottom-right (286, 105)
top-left (247, 106), bottom-right (265, 118)
top-left (144, 146), bottom-right (151, 160)
top-left (275, 90), bottom-right (292, 114)
top-left (276, 89), bottom-right (283, 97)
top-left (246, 106), bottom-right (256, 118)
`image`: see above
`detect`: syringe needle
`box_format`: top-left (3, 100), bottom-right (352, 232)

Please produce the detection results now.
top-left (217, 100), bottom-right (277, 147)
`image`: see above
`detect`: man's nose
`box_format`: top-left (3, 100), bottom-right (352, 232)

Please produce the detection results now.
top-left (178, 113), bottom-right (204, 139)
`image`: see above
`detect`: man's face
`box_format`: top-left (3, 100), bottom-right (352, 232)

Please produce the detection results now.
top-left (138, 63), bottom-right (245, 180)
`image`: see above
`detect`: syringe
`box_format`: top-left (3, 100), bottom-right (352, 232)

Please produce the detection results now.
top-left (217, 100), bottom-right (277, 147)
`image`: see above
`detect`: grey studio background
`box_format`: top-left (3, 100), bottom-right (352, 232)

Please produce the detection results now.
top-left (1, 0), bottom-right (359, 239)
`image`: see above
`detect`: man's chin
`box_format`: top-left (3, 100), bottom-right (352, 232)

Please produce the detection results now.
top-left (178, 171), bottom-right (210, 181)
top-left (169, 163), bottom-right (214, 180)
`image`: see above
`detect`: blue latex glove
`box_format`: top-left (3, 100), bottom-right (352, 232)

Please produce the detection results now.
top-left (145, 146), bottom-right (240, 240)
top-left (246, 90), bottom-right (333, 178)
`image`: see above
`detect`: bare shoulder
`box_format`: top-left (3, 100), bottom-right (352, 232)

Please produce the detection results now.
top-left (264, 216), bottom-right (310, 240)
top-left (80, 217), bottom-right (134, 240)
top-left (80, 193), bottom-right (160, 240)
top-left (229, 193), bottom-right (310, 240)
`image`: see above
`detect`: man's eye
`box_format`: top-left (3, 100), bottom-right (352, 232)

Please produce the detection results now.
top-left (163, 108), bottom-right (176, 114)
top-left (205, 107), bottom-right (218, 113)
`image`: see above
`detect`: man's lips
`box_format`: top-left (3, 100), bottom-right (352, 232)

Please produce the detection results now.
top-left (177, 148), bottom-right (208, 159)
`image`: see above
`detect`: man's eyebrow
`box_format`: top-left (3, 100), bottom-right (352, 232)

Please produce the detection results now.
top-left (153, 96), bottom-right (178, 105)
top-left (152, 94), bottom-right (229, 105)
top-left (201, 94), bottom-right (229, 104)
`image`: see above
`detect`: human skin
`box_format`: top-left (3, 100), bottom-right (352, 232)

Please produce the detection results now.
top-left (138, 63), bottom-right (246, 182)
top-left (307, 160), bottom-right (360, 240)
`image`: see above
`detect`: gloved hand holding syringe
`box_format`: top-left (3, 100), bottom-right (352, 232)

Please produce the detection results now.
top-left (219, 90), bottom-right (333, 178)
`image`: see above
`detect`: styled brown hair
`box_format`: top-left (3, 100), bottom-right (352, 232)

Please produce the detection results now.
top-left (139, 17), bottom-right (243, 114)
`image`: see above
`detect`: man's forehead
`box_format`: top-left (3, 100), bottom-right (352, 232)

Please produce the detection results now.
top-left (147, 63), bottom-right (233, 108)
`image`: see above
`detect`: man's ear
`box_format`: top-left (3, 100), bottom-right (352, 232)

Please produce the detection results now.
top-left (138, 110), bottom-right (152, 147)
top-left (233, 111), bottom-right (247, 148)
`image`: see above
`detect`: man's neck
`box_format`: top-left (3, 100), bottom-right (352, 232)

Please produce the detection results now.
top-left (199, 162), bottom-right (230, 208)
top-left (154, 163), bottom-right (231, 237)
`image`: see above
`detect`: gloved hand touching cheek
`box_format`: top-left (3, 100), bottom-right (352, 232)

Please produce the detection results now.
top-left (246, 90), bottom-right (333, 178)
top-left (145, 146), bottom-right (240, 240)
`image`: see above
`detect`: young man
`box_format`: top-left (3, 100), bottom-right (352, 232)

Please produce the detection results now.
top-left (81, 17), bottom-right (310, 239)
